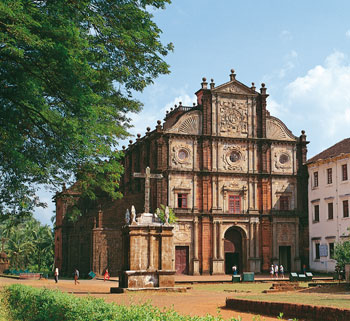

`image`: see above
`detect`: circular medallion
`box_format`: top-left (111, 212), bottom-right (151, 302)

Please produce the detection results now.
top-left (178, 149), bottom-right (189, 160)
top-left (229, 151), bottom-right (240, 163)
top-left (279, 154), bottom-right (289, 164)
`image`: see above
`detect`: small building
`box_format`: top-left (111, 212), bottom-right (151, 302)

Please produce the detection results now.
top-left (307, 138), bottom-right (350, 272)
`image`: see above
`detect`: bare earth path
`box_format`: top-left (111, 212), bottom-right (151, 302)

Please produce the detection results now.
top-left (0, 277), bottom-right (279, 321)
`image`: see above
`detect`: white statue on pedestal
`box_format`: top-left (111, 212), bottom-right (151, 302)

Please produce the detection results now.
top-left (125, 209), bottom-right (130, 224)
top-left (131, 205), bottom-right (137, 225)
top-left (164, 206), bottom-right (170, 225)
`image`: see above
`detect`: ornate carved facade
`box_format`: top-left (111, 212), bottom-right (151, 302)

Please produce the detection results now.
top-left (55, 70), bottom-right (309, 276)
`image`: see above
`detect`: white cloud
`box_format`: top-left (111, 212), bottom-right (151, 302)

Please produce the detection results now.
top-left (281, 51), bottom-right (350, 155)
top-left (280, 30), bottom-right (292, 41)
top-left (163, 94), bottom-right (197, 113)
top-left (346, 29), bottom-right (350, 38)
top-left (266, 97), bottom-right (288, 118)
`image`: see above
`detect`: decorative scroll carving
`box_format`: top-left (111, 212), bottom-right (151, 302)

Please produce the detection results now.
top-left (222, 145), bottom-right (246, 171)
top-left (174, 223), bottom-right (192, 243)
top-left (172, 180), bottom-right (191, 192)
top-left (219, 84), bottom-right (248, 94)
top-left (171, 144), bottom-right (192, 168)
top-left (167, 111), bottom-right (201, 135)
top-left (218, 100), bottom-right (248, 136)
top-left (266, 117), bottom-right (295, 141)
top-left (273, 150), bottom-right (292, 172)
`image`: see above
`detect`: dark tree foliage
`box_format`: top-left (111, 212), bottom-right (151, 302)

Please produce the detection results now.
top-left (0, 0), bottom-right (173, 217)
top-left (0, 216), bottom-right (54, 271)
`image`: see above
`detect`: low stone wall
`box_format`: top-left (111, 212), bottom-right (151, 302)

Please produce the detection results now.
top-left (225, 298), bottom-right (350, 321)
top-left (19, 273), bottom-right (41, 280)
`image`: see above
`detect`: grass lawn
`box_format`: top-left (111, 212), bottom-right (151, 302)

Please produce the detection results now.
top-left (193, 282), bottom-right (350, 310)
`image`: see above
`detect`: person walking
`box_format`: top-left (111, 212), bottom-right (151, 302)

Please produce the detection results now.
top-left (54, 267), bottom-right (59, 283)
top-left (104, 268), bottom-right (110, 281)
top-left (74, 268), bottom-right (80, 285)
top-left (270, 264), bottom-right (274, 279)
top-left (279, 264), bottom-right (284, 279)
top-left (274, 264), bottom-right (279, 279)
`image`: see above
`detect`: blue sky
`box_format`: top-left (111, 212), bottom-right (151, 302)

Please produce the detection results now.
top-left (35, 0), bottom-right (350, 225)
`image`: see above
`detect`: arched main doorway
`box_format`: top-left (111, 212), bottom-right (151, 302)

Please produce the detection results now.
top-left (224, 227), bottom-right (244, 274)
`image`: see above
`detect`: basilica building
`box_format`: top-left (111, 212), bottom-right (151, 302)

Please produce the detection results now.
top-left (55, 69), bottom-right (309, 276)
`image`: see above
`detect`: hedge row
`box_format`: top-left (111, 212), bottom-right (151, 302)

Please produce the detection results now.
top-left (2, 284), bottom-right (238, 321)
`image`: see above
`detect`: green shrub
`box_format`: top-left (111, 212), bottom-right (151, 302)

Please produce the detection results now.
top-left (3, 284), bottom-right (236, 321)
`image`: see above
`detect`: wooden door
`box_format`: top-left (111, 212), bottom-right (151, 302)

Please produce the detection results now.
top-left (175, 246), bottom-right (189, 274)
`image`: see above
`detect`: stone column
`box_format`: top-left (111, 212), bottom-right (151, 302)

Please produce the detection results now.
top-left (272, 219), bottom-right (278, 264)
top-left (193, 217), bottom-right (199, 275)
top-left (213, 221), bottom-right (217, 259)
top-left (249, 221), bottom-right (254, 258)
top-left (255, 221), bottom-right (260, 257)
top-left (218, 221), bottom-right (223, 260)
top-left (193, 140), bottom-right (198, 171)
top-left (294, 220), bottom-right (301, 270)
top-left (194, 217), bottom-right (199, 260)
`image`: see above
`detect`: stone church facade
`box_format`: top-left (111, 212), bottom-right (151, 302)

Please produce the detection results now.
top-left (55, 70), bottom-right (309, 276)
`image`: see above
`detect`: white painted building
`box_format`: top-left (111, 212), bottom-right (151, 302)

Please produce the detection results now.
top-left (307, 138), bottom-right (350, 272)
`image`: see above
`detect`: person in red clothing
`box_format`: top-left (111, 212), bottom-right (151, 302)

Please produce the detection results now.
top-left (104, 268), bottom-right (110, 281)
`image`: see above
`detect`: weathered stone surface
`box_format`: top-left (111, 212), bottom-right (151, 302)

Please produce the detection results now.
top-left (55, 69), bottom-right (309, 277)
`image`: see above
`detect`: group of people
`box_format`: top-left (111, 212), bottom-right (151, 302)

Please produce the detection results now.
top-left (53, 267), bottom-right (110, 284)
top-left (270, 264), bottom-right (284, 279)
top-left (53, 267), bottom-right (80, 284)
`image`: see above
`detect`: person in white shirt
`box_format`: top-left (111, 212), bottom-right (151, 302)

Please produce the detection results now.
top-left (54, 267), bottom-right (59, 283)
top-left (279, 264), bottom-right (284, 279)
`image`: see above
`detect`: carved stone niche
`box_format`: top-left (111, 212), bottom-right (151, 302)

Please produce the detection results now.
top-left (222, 145), bottom-right (246, 171)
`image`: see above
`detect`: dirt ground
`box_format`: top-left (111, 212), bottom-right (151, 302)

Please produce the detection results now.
top-left (0, 277), bottom-right (280, 321)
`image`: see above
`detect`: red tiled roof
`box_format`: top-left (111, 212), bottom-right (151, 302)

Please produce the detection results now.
top-left (308, 138), bottom-right (350, 163)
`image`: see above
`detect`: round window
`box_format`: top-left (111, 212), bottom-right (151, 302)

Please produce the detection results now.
top-left (229, 151), bottom-right (240, 163)
top-left (279, 154), bottom-right (289, 164)
top-left (178, 149), bottom-right (189, 160)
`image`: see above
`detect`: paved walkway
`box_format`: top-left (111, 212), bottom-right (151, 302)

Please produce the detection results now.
top-left (96, 273), bottom-right (333, 283)
top-left (174, 273), bottom-right (333, 283)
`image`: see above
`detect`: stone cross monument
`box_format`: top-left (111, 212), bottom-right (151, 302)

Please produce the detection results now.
top-left (111, 168), bottom-right (182, 293)
top-left (133, 166), bottom-right (163, 213)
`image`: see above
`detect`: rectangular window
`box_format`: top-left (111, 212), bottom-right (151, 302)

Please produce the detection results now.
top-left (229, 195), bottom-right (241, 214)
top-left (342, 164), bottom-right (348, 181)
top-left (177, 193), bottom-right (188, 208)
top-left (315, 243), bottom-right (320, 260)
top-left (329, 243), bottom-right (334, 259)
top-left (313, 171), bottom-right (318, 187)
top-left (280, 196), bottom-right (289, 210)
top-left (343, 200), bottom-right (349, 218)
top-left (314, 204), bottom-right (320, 222)
top-left (328, 202), bottom-right (333, 220)
top-left (327, 168), bottom-right (332, 184)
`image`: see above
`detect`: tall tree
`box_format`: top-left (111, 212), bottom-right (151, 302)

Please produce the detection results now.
top-left (0, 0), bottom-right (173, 217)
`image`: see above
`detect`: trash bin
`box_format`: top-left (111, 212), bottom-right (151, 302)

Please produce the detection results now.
top-left (88, 271), bottom-right (96, 279)
top-left (242, 272), bottom-right (254, 282)
top-left (289, 272), bottom-right (298, 281)
top-left (298, 273), bottom-right (306, 281)
top-left (305, 272), bottom-right (313, 281)
top-left (232, 275), bottom-right (241, 283)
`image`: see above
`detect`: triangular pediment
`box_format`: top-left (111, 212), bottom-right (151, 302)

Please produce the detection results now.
top-left (212, 80), bottom-right (257, 95)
